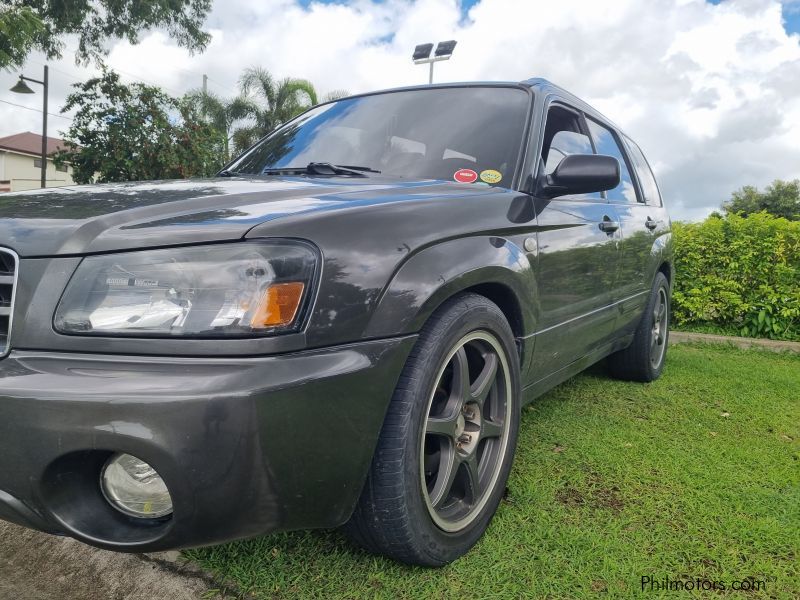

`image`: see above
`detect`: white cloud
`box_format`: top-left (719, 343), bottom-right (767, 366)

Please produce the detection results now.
top-left (1, 0), bottom-right (798, 221)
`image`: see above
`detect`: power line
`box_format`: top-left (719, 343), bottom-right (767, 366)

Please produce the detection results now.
top-left (0, 98), bottom-right (73, 121)
top-left (26, 57), bottom-right (184, 96)
top-left (26, 60), bottom-right (84, 87)
top-left (207, 76), bottom-right (238, 95)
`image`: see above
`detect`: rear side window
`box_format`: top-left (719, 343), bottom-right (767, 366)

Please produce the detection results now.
top-left (624, 136), bottom-right (662, 206)
top-left (586, 119), bottom-right (637, 203)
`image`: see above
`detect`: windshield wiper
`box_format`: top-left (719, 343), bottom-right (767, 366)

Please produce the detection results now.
top-left (259, 162), bottom-right (379, 177)
top-left (217, 169), bottom-right (241, 177)
top-left (335, 164), bottom-right (381, 174)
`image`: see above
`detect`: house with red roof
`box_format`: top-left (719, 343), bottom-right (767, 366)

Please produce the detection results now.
top-left (0, 132), bottom-right (76, 192)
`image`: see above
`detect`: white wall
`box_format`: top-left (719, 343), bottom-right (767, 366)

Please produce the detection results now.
top-left (0, 151), bottom-right (76, 192)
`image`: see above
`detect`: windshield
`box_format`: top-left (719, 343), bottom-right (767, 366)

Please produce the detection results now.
top-left (226, 86), bottom-right (531, 187)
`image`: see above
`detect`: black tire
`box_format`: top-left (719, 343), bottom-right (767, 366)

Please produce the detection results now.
top-left (344, 293), bottom-right (521, 566)
top-left (608, 272), bottom-right (670, 382)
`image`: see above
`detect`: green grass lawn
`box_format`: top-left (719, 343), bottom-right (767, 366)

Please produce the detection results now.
top-left (186, 344), bottom-right (800, 599)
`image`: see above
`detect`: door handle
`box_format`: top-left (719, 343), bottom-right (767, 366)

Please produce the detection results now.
top-left (645, 218), bottom-right (658, 231)
top-left (599, 219), bottom-right (619, 233)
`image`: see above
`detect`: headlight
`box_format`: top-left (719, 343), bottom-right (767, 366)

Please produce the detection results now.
top-left (101, 453), bottom-right (173, 519)
top-left (54, 241), bottom-right (317, 337)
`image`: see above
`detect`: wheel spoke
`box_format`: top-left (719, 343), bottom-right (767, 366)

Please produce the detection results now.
top-left (471, 352), bottom-right (498, 407)
top-left (450, 346), bottom-right (471, 404)
top-left (481, 418), bottom-right (504, 439)
top-left (426, 414), bottom-right (459, 438)
top-left (430, 444), bottom-right (460, 508)
top-left (463, 452), bottom-right (481, 501)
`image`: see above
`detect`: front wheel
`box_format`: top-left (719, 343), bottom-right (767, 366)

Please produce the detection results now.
top-left (608, 272), bottom-right (671, 382)
top-left (344, 293), bottom-right (521, 566)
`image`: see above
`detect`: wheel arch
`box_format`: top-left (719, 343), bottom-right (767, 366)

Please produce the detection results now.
top-left (649, 231), bottom-right (674, 290)
top-left (657, 261), bottom-right (673, 287)
top-left (364, 236), bottom-right (536, 345)
top-left (458, 282), bottom-right (525, 340)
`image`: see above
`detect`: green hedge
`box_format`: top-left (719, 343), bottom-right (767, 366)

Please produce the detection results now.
top-left (672, 212), bottom-right (800, 340)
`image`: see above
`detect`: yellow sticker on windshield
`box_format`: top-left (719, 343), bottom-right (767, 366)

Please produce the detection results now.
top-left (480, 169), bottom-right (502, 184)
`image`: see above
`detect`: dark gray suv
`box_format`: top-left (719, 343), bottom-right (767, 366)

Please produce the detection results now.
top-left (0, 78), bottom-right (672, 566)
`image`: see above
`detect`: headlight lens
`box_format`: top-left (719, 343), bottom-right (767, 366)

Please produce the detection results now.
top-left (101, 453), bottom-right (173, 519)
top-left (54, 241), bottom-right (317, 337)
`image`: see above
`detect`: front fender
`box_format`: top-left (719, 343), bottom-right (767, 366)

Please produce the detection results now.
top-left (364, 236), bottom-right (536, 339)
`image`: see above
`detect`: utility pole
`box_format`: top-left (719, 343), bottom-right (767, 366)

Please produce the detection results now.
top-left (203, 74), bottom-right (208, 94)
top-left (41, 65), bottom-right (48, 189)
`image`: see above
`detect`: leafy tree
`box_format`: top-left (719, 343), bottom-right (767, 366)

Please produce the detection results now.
top-left (232, 67), bottom-right (318, 154)
top-left (0, 0), bottom-right (211, 70)
top-left (0, 6), bottom-right (46, 70)
top-left (183, 90), bottom-right (253, 164)
top-left (722, 179), bottom-right (800, 221)
top-left (56, 69), bottom-right (221, 183)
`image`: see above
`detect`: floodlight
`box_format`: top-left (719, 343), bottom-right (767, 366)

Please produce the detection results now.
top-left (411, 40), bottom-right (458, 84)
top-left (413, 43), bottom-right (434, 63)
top-left (434, 40), bottom-right (457, 58)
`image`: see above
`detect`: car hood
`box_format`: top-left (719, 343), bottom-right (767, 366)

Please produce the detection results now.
top-left (0, 176), bottom-right (490, 257)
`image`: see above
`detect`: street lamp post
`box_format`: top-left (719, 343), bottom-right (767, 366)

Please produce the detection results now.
top-left (10, 65), bottom-right (49, 189)
top-left (412, 41), bottom-right (457, 84)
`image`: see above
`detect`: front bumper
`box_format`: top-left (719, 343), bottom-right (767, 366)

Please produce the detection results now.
top-left (0, 336), bottom-right (415, 552)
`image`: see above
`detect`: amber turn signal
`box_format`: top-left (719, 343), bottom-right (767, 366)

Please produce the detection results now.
top-left (251, 282), bottom-right (305, 329)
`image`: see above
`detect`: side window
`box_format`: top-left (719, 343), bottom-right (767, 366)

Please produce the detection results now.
top-left (586, 119), bottom-right (637, 203)
top-left (540, 106), bottom-right (601, 200)
top-left (624, 136), bottom-right (662, 206)
top-left (544, 131), bottom-right (593, 174)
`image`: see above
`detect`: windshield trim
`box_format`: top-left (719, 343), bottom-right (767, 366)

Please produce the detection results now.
top-left (218, 83), bottom-right (535, 191)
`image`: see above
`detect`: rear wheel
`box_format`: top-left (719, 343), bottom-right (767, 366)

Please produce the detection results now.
top-left (344, 293), bottom-right (521, 566)
top-left (608, 272), bottom-right (670, 382)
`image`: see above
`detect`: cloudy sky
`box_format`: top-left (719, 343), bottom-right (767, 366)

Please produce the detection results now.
top-left (1, 0), bottom-right (799, 220)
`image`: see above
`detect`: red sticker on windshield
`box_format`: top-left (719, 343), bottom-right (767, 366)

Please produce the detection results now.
top-left (454, 169), bottom-right (478, 184)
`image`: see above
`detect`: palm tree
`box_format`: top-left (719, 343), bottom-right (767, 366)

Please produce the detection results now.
top-left (321, 89), bottom-right (351, 103)
top-left (183, 90), bottom-right (252, 164)
top-left (232, 67), bottom-right (318, 154)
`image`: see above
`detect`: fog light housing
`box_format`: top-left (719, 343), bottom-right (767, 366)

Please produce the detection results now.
top-left (101, 454), bottom-right (173, 519)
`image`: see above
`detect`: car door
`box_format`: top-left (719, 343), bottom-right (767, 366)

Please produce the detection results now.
top-left (529, 103), bottom-right (622, 380)
top-left (586, 118), bottom-right (667, 337)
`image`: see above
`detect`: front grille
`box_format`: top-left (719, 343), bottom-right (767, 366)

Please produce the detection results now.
top-left (0, 248), bottom-right (18, 357)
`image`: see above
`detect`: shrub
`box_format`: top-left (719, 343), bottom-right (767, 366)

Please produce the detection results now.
top-left (672, 212), bottom-right (800, 340)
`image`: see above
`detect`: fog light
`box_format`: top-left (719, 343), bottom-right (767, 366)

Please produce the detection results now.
top-left (101, 454), bottom-right (173, 519)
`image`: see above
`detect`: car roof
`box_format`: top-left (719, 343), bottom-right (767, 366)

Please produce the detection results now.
top-left (521, 78), bottom-right (628, 138)
top-left (335, 79), bottom-right (626, 138)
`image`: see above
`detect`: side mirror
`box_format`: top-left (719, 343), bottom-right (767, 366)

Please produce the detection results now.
top-left (537, 154), bottom-right (620, 199)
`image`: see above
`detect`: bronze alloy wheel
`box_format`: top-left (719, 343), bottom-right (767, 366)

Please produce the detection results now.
top-left (420, 331), bottom-right (512, 532)
top-left (345, 293), bottom-right (520, 566)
